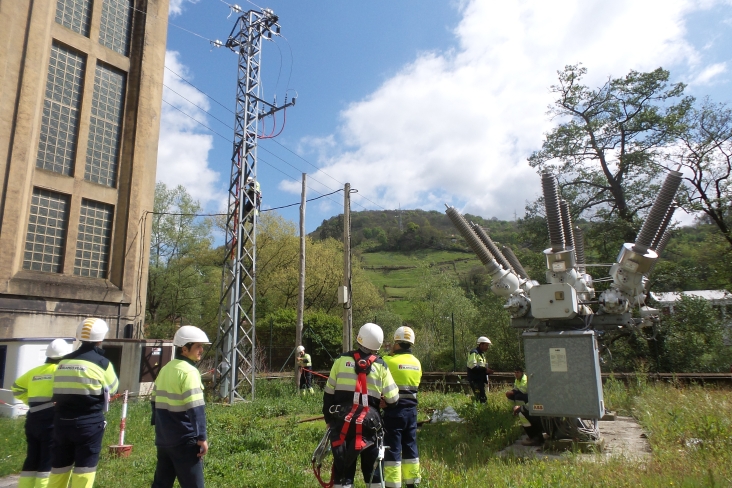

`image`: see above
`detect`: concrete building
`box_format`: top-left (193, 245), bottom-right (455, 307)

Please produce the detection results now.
top-left (0, 0), bottom-right (168, 341)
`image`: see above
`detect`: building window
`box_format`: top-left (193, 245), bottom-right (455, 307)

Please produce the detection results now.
top-left (55, 0), bottom-right (92, 37)
top-left (36, 42), bottom-right (85, 177)
top-left (85, 64), bottom-right (125, 187)
top-left (23, 188), bottom-right (70, 273)
top-left (99, 0), bottom-right (132, 56)
top-left (74, 199), bottom-right (114, 278)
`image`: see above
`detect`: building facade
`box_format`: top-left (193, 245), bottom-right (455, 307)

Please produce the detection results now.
top-left (0, 0), bottom-right (168, 339)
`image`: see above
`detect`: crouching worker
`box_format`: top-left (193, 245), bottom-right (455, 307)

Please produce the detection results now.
top-left (12, 339), bottom-right (72, 488)
top-left (323, 323), bottom-right (399, 488)
top-left (151, 326), bottom-right (210, 488)
top-left (49, 318), bottom-right (118, 488)
top-left (505, 367), bottom-right (528, 404)
top-left (513, 405), bottom-right (545, 447)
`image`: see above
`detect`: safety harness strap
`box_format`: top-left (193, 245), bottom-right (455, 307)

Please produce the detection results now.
top-left (331, 352), bottom-right (376, 451)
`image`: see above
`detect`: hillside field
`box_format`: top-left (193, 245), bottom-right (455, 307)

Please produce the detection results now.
top-left (358, 249), bottom-right (482, 318)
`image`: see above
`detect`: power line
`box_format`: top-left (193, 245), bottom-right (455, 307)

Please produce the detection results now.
top-left (160, 98), bottom-right (343, 208)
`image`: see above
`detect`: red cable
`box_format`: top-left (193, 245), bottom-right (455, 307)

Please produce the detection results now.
top-left (258, 108), bottom-right (286, 139)
top-left (301, 367), bottom-right (329, 380)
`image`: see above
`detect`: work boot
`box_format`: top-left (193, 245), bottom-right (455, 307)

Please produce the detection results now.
top-left (308, 387), bottom-right (314, 394)
top-left (521, 436), bottom-right (544, 447)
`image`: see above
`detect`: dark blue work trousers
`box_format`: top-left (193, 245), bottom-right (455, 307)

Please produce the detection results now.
top-left (384, 406), bottom-right (419, 466)
top-left (329, 427), bottom-right (382, 486)
top-left (52, 417), bottom-right (106, 470)
top-left (151, 440), bottom-right (204, 488)
top-left (22, 415), bottom-right (54, 474)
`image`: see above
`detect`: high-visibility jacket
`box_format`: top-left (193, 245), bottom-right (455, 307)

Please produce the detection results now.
top-left (152, 356), bottom-right (207, 447)
top-left (297, 353), bottom-right (312, 368)
top-left (466, 348), bottom-right (490, 384)
top-left (52, 344), bottom-right (118, 420)
top-left (382, 350), bottom-right (422, 408)
top-left (514, 374), bottom-right (528, 394)
top-left (12, 362), bottom-right (58, 420)
top-left (322, 350), bottom-right (399, 423)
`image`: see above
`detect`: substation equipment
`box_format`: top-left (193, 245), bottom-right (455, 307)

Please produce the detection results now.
top-left (446, 169), bottom-right (682, 444)
top-left (212, 7), bottom-right (295, 403)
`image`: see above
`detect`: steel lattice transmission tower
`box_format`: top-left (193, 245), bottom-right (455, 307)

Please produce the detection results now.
top-left (213, 8), bottom-right (290, 402)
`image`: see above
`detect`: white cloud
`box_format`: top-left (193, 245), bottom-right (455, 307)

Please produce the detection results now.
top-left (169, 0), bottom-right (198, 16)
top-left (287, 0), bottom-right (723, 220)
top-left (157, 51), bottom-right (222, 208)
top-left (691, 62), bottom-right (727, 84)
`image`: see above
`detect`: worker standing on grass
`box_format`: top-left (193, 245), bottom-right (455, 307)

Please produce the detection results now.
top-left (48, 318), bottom-right (118, 488)
top-left (466, 336), bottom-right (493, 403)
top-left (12, 339), bottom-right (72, 488)
top-left (505, 366), bottom-right (528, 404)
top-left (296, 345), bottom-right (315, 395)
top-left (323, 323), bottom-right (399, 488)
top-left (382, 327), bottom-right (422, 488)
top-left (150, 326), bottom-right (210, 488)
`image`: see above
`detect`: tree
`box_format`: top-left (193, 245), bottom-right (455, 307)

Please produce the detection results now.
top-left (408, 267), bottom-right (480, 371)
top-left (668, 99), bottom-right (732, 250)
top-left (146, 183), bottom-right (219, 338)
top-left (528, 64), bottom-right (691, 242)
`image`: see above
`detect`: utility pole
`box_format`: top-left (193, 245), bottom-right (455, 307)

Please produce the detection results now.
top-left (296, 173), bottom-right (306, 386)
top-left (342, 183), bottom-right (352, 352)
top-left (212, 7), bottom-right (293, 403)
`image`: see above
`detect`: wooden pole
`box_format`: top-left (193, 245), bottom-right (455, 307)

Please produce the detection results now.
top-left (342, 183), bottom-right (352, 352)
top-left (296, 173), bottom-right (306, 386)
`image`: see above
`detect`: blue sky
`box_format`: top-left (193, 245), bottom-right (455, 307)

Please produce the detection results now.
top-left (159, 0), bottom-right (732, 232)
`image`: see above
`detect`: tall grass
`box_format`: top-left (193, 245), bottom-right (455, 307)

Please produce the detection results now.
top-left (1, 381), bottom-right (731, 486)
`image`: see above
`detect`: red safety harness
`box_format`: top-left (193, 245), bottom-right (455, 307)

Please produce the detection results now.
top-left (314, 352), bottom-right (379, 488)
top-left (331, 351), bottom-right (378, 452)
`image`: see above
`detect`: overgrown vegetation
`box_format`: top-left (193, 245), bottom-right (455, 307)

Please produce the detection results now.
top-left (2, 382), bottom-right (732, 486)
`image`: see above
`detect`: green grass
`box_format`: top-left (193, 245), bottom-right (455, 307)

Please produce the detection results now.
top-left (3, 382), bottom-right (732, 487)
top-left (361, 250), bottom-right (483, 322)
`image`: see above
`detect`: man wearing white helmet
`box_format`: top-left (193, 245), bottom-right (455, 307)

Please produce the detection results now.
top-left (382, 327), bottom-right (422, 488)
top-left (295, 345), bottom-right (314, 395)
top-left (244, 175), bottom-right (261, 214)
top-left (151, 325), bottom-right (210, 488)
top-left (12, 339), bottom-right (72, 488)
top-left (48, 318), bottom-right (118, 488)
top-left (466, 336), bottom-right (494, 403)
top-left (323, 323), bottom-right (399, 488)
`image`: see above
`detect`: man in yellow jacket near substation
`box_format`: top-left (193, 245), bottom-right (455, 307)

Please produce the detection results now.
top-left (12, 339), bottom-right (72, 488)
top-left (323, 322), bottom-right (399, 488)
top-left (48, 318), bottom-right (118, 488)
top-left (151, 325), bottom-right (210, 488)
top-left (382, 327), bottom-right (422, 488)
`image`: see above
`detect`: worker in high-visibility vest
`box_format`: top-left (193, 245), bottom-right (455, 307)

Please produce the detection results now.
top-left (48, 318), bottom-right (118, 488)
top-left (323, 323), bottom-right (399, 488)
top-left (382, 327), bottom-right (422, 488)
top-left (151, 325), bottom-right (210, 488)
top-left (12, 339), bottom-right (72, 488)
top-left (296, 345), bottom-right (314, 395)
top-left (466, 336), bottom-right (493, 403)
top-left (505, 366), bottom-right (528, 404)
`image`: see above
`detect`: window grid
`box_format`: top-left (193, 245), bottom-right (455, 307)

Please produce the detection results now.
top-left (36, 43), bottom-right (85, 176)
top-left (75, 200), bottom-right (114, 278)
top-left (85, 65), bottom-right (125, 187)
top-left (23, 189), bottom-right (70, 273)
top-left (99, 0), bottom-right (132, 56)
top-left (55, 0), bottom-right (92, 36)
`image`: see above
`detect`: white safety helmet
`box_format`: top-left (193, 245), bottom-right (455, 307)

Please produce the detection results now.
top-left (76, 318), bottom-right (109, 342)
top-left (477, 336), bottom-right (492, 345)
top-left (356, 323), bottom-right (384, 352)
top-left (393, 326), bottom-right (415, 345)
top-left (173, 325), bottom-right (211, 347)
top-left (246, 176), bottom-right (254, 183)
top-left (296, 345), bottom-right (305, 354)
top-left (46, 339), bottom-right (72, 359)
